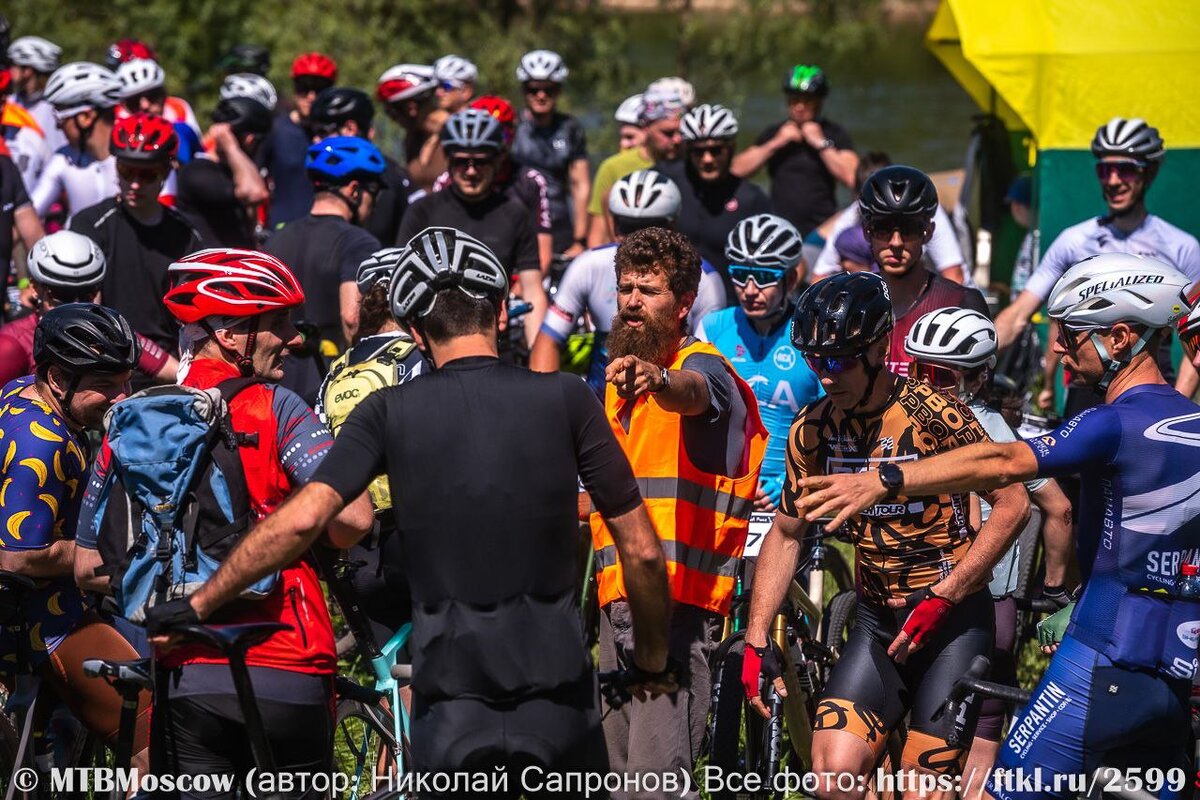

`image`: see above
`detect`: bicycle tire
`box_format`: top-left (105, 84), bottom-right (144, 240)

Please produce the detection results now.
top-left (821, 590), bottom-right (857, 654)
top-left (1013, 507), bottom-right (1044, 601)
top-left (334, 698), bottom-right (408, 800)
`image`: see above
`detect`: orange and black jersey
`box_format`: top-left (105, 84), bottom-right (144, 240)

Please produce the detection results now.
top-left (780, 377), bottom-right (992, 603)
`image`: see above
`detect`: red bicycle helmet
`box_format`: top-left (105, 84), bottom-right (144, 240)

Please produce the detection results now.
top-left (164, 248), bottom-right (305, 324)
top-left (291, 52), bottom-right (337, 81)
top-left (111, 113), bottom-right (178, 162)
top-left (106, 39), bottom-right (157, 70)
top-left (470, 95), bottom-right (517, 142)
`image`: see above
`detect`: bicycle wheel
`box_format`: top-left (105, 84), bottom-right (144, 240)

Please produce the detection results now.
top-left (821, 590), bottom-right (857, 654)
top-left (1013, 507), bottom-right (1044, 601)
top-left (334, 698), bottom-right (408, 800)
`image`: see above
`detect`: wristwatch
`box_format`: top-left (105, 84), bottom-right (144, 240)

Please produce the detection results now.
top-left (650, 367), bottom-right (670, 393)
top-left (878, 462), bottom-right (904, 498)
top-left (816, 138), bottom-right (835, 151)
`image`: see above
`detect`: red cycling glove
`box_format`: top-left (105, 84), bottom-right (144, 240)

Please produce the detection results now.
top-left (900, 587), bottom-right (955, 647)
top-left (741, 642), bottom-right (781, 701)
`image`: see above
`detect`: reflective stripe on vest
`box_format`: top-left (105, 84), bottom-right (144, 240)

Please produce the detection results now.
top-left (590, 339), bottom-right (767, 614)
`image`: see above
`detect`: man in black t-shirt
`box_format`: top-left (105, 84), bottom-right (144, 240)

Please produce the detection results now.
top-left (0, 152), bottom-right (44, 314)
top-left (175, 97), bottom-right (271, 248)
top-left (264, 135), bottom-right (384, 405)
top-left (397, 111), bottom-right (547, 346)
top-left (660, 103), bottom-right (772, 292)
top-left (157, 227), bottom-right (675, 793)
top-left (70, 113), bottom-right (201, 354)
top-left (731, 64), bottom-right (858, 235)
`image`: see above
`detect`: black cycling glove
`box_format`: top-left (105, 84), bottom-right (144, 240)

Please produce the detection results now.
top-left (144, 597), bottom-right (200, 637)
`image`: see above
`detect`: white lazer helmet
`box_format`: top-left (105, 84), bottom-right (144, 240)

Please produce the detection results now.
top-left (7, 36), bottom-right (61, 73)
top-left (614, 94), bottom-right (643, 126)
top-left (28, 231), bottom-right (107, 289)
top-left (116, 58), bottom-right (165, 99)
top-left (220, 73), bottom-right (278, 112)
top-left (680, 103), bottom-right (739, 141)
top-left (904, 308), bottom-right (997, 370)
top-left (725, 214), bottom-right (802, 270)
top-left (609, 170), bottom-right (681, 221)
top-left (45, 62), bottom-right (122, 116)
top-left (434, 55), bottom-right (478, 86)
top-left (516, 50), bottom-right (567, 84)
top-left (390, 227), bottom-right (509, 322)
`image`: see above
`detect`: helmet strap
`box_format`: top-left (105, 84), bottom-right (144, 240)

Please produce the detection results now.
top-left (202, 316), bottom-right (260, 376)
top-left (44, 371), bottom-right (85, 429)
top-left (1090, 330), bottom-right (1148, 393)
top-left (333, 184), bottom-right (361, 225)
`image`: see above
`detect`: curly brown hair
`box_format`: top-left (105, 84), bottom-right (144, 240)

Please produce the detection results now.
top-left (614, 227), bottom-right (701, 299)
top-left (356, 283), bottom-right (394, 340)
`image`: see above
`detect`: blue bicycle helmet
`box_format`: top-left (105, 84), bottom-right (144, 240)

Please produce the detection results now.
top-left (306, 135), bottom-right (386, 185)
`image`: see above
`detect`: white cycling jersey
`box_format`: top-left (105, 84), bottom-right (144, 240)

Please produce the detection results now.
top-left (5, 125), bottom-right (51, 190)
top-left (1024, 214), bottom-right (1200, 301)
top-left (30, 149), bottom-right (117, 219)
top-left (14, 95), bottom-right (66, 153)
top-left (813, 203), bottom-right (969, 284)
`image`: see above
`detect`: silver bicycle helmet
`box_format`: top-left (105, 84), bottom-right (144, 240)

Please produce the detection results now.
top-left (390, 227), bottom-right (509, 321)
top-left (725, 214), bottom-right (802, 270)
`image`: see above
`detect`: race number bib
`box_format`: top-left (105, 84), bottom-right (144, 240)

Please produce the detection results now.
top-left (743, 511), bottom-right (775, 558)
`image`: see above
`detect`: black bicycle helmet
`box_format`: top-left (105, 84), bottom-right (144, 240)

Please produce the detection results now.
top-left (1091, 117), bottom-right (1165, 163)
top-left (791, 272), bottom-right (893, 355)
top-left (219, 44), bottom-right (270, 77)
top-left (310, 87), bottom-right (375, 134)
top-left (33, 303), bottom-right (139, 374)
top-left (211, 96), bottom-right (273, 137)
top-left (857, 165), bottom-right (939, 223)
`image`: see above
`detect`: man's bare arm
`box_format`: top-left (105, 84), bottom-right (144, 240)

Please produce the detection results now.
top-left (0, 541), bottom-right (75, 579)
top-left (529, 332), bottom-right (563, 373)
top-left (995, 291), bottom-right (1043, 351)
top-left (934, 483), bottom-right (1030, 603)
top-left (74, 546), bottom-right (109, 593)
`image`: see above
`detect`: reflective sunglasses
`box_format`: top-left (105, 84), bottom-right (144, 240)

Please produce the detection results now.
top-left (523, 83), bottom-right (560, 97)
top-left (910, 359), bottom-right (959, 389)
top-left (689, 143), bottom-right (728, 158)
top-left (729, 264), bottom-right (786, 288)
top-left (803, 353), bottom-right (861, 375)
top-left (866, 217), bottom-right (927, 242)
top-left (449, 155), bottom-right (496, 172)
top-left (440, 80), bottom-right (465, 91)
top-left (1095, 161), bottom-right (1147, 182)
top-left (116, 161), bottom-right (169, 183)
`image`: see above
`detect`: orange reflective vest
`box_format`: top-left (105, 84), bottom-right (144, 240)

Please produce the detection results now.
top-left (1, 102), bottom-right (43, 137)
top-left (590, 340), bottom-right (768, 615)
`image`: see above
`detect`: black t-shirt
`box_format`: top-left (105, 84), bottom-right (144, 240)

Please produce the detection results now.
top-left (655, 159), bottom-right (773, 284)
top-left (175, 158), bottom-right (256, 249)
top-left (396, 188), bottom-right (539, 274)
top-left (364, 155), bottom-right (413, 250)
top-left (259, 114), bottom-right (313, 230)
top-left (313, 356), bottom-right (641, 701)
top-left (0, 155), bottom-right (30, 293)
top-left (69, 198), bottom-right (203, 354)
top-left (754, 117), bottom-right (853, 236)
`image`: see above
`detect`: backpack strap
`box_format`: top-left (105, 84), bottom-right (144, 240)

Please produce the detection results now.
top-left (216, 376), bottom-right (262, 448)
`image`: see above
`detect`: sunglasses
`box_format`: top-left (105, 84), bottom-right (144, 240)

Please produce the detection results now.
top-left (867, 218), bottom-right (927, 242)
top-left (1095, 162), bottom-right (1147, 182)
top-left (293, 76), bottom-right (333, 96)
top-left (729, 264), bottom-right (786, 288)
top-left (803, 353), bottom-right (861, 375)
top-left (689, 144), bottom-right (728, 158)
top-left (523, 83), bottom-right (560, 97)
top-left (116, 162), bottom-right (169, 183)
top-left (449, 155), bottom-right (496, 172)
top-left (123, 88), bottom-right (167, 110)
top-left (910, 359), bottom-right (959, 389)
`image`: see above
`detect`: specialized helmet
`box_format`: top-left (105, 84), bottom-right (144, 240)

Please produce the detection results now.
top-left (904, 308), bottom-right (997, 370)
top-left (356, 247), bottom-right (405, 293)
top-left (220, 73), bottom-right (278, 112)
top-left (440, 108), bottom-right (505, 154)
top-left (44, 62), bottom-right (122, 115)
top-left (7, 36), bottom-right (61, 73)
top-left (858, 165), bottom-right (939, 223)
top-left (310, 87), bottom-right (375, 133)
top-left (725, 214), bottom-right (803, 270)
top-left (516, 50), bottom-right (567, 83)
top-left (27, 231), bottom-right (106, 289)
top-left (1090, 117), bottom-right (1165, 163)
top-left (291, 52), bottom-right (337, 81)
top-left (609, 170), bottom-right (682, 221)
top-left (614, 94), bottom-right (643, 125)
top-left (646, 77), bottom-right (695, 108)
top-left (218, 44), bottom-right (270, 76)
top-left (783, 64), bottom-right (828, 96)
top-left (111, 113), bottom-right (178, 162)
top-left (791, 272), bottom-right (893, 355)
top-left (211, 96), bottom-right (273, 137)
top-left (306, 136), bottom-right (386, 184)
top-left (33, 303), bottom-right (139, 374)
top-left (105, 38), bottom-right (157, 70)
top-left (164, 249), bottom-right (305, 324)
top-left (680, 103), bottom-right (739, 142)
top-left (469, 95), bottom-right (517, 143)
top-left (1047, 254), bottom-right (1189, 331)
top-left (115, 58), bottom-right (165, 99)
top-left (434, 55), bottom-right (478, 86)
top-left (389, 227), bottom-right (508, 321)
top-left (377, 64), bottom-right (436, 103)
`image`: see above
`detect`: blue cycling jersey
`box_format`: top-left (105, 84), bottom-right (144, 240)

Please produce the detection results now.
top-left (698, 306), bottom-right (823, 501)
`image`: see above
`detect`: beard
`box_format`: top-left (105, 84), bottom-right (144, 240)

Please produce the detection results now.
top-left (607, 307), bottom-right (681, 367)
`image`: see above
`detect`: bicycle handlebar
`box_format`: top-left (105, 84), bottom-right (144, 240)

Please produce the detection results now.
top-left (1013, 596), bottom-right (1063, 614)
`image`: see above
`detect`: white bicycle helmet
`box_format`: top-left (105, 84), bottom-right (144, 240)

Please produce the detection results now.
top-left (45, 62), bottom-right (122, 116)
top-left (646, 76), bottom-right (695, 109)
top-left (220, 73), bottom-right (278, 112)
top-left (1048, 253), bottom-right (1190, 389)
top-left (904, 308), bottom-right (997, 370)
top-left (390, 227), bottom-right (509, 321)
top-left (116, 58), bottom-right (165, 99)
top-left (680, 103), bottom-right (739, 142)
top-left (725, 214), bottom-right (802, 270)
top-left (356, 247), bottom-right (405, 293)
top-left (377, 64), bottom-right (437, 103)
top-left (614, 94), bottom-right (643, 125)
top-left (608, 169), bottom-right (681, 221)
top-left (7, 36), bottom-right (61, 73)
top-left (516, 50), bottom-right (567, 83)
top-left (434, 55), bottom-right (478, 86)
top-left (1091, 117), bottom-right (1165, 163)
top-left (27, 231), bottom-right (107, 289)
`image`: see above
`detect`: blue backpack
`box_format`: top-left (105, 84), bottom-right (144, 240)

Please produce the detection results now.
top-left (93, 378), bottom-right (278, 623)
